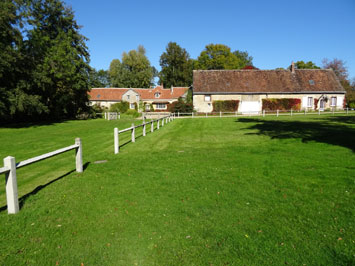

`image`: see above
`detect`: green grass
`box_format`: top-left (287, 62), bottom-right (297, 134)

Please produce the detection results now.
top-left (0, 114), bottom-right (354, 265)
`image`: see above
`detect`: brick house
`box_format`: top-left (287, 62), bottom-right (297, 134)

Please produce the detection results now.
top-left (88, 85), bottom-right (189, 111)
top-left (193, 63), bottom-right (346, 113)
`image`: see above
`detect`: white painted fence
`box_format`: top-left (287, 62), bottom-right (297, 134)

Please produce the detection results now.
top-left (104, 112), bottom-right (120, 120)
top-left (114, 114), bottom-right (175, 154)
top-left (175, 108), bottom-right (355, 118)
top-left (0, 138), bottom-right (83, 214)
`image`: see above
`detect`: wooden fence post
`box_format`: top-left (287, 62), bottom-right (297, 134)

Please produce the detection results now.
top-left (304, 109), bottom-right (306, 115)
top-left (104, 112), bottom-right (107, 120)
top-left (4, 156), bottom-right (19, 214)
top-left (290, 109), bottom-right (293, 116)
top-left (192, 112), bottom-right (194, 118)
top-left (318, 108), bottom-right (320, 115)
top-left (151, 121), bottom-right (154, 132)
top-left (162, 118), bottom-right (164, 126)
top-left (114, 128), bottom-right (119, 154)
top-left (332, 107), bottom-right (335, 115)
top-left (157, 119), bottom-right (160, 129)
top-left (263, 110), bottom-right (265, 117)
top-left (75, 138), bottom-right (83, 173)
top-left (346, 108), bottom-right (349, 114)
top-left (143, 122), bottom-right (146, 136)
top-left (178, 112), bottom-right (180, 118)
top-left (277, 110), bottom-right (279, 117)
top-left (220, 111), bottom-right (222, 118)
top-left (131, 123), bottom-right (135, 142)
top-left (118, 112), bottom-right (121, 119)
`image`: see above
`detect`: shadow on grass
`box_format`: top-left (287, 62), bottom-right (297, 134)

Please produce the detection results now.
top-left (0, 162), bottom-right (90, 213)
top-left (237, 118), bottom-right (355, 152)
top-left (0, 120), bottom-right (67, 129)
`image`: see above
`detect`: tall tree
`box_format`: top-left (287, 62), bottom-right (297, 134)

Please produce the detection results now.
top-left (25, 0), bottom-right (91, 119)
top-left (0, 0), bottom-right (92, 121)
top-left (322, 58), bottom-right (348, 81)
top-left (109, 45), bottom-right (155, 88)
top-left (195, 44), bottom-right (253, 70)
top-left (233, 50), bottom-right (253, 67)
top-left (323, 58), bottom-right (354, 107)
top-left (294, 61), bottom-right (320, 69)
top-left (90, 69), bottom-right (110, 88)
top-left (159, 42), bottom-right (193, 88)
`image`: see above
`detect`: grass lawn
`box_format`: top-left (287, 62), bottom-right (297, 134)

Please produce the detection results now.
top-left (0, 114), bottom-right (354, 265)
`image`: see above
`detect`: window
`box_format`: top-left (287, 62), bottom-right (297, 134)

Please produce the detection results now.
top-left (97, 94), bottom-right (101, 99)
top-left (307, 97), bottom-right (313, 107)
top-left (130, 103), bottom-right (135, 109)
top-left (145, 104), bottom-right (151, 111)
top-left (156, 103), bottom-right (166, 110)
top-left (331, 97), bottom-right (337, 106)
top-left (309, 80), bottom-right (315, 85)
top-left (204, 95), bottom-right (211, 102)
top-left (127, 95), bottom-right (130, 100)
top-left (155, 92), bottom-right (160, 98)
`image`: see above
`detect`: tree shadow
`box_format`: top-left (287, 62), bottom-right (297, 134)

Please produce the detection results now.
top-left (237, 118), bottom-right (355, 152)
top-left (0, 162), bottom-right (90, 213)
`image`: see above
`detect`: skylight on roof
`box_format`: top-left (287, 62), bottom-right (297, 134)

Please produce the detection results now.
top-left (97, 94), bottom-right (101, 98)
top-left (309, 80), bottom-right (315, 85)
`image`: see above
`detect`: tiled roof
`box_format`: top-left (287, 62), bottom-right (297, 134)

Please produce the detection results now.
top-left (88, 86), bottom-right (188, 101)
top-left (88, 88), bottom-right (129, 101)
top-left (193, 69), bottom-right (345, 94)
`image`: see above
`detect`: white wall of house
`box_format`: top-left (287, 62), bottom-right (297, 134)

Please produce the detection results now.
top-left (193, 93), bottom-right (345, 113)
top-left (90, 100), bottom-right (120, 109)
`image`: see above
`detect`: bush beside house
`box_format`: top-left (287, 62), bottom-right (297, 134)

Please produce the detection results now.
top-left (212, 100), bottom-right (239, 112)
top-left (262, 98), bottom-right (301, 111)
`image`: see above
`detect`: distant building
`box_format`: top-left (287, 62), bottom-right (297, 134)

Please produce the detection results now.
top-left (193, 63), bottom-right (346, 113)
top-left (88, 85), bottom-right (189, 111)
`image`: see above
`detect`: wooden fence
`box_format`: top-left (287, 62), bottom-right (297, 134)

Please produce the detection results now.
top-left (174, 108), bottom-right (355, 118)
top-left (104, 112), bottom-right (120, 120)
top-left (114, 114), bottom-right (175, 154)
top-left (0, 138), bottom-right (83, 214)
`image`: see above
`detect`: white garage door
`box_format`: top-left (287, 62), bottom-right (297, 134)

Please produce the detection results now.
top-left (240, 101), bottom-right (261, 114)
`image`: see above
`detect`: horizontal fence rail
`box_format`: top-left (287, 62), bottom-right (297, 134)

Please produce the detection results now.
top-left (174, 108), bottom-right (355, 119)
top-left (114, 114), bottom-right (175, 154)
top-left (0, 138), bottom-right (83, 214)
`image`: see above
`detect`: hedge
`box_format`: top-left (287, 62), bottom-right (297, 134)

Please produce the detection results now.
top-left (212, 100), bottom-right (239, 112)
top-left (262, 98), bottom-right (301, 111)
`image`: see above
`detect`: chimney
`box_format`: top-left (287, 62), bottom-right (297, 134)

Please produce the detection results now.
top-left (171, 85), bottom-right (174, 94)
top-left (160, 83), bottom-right (163, 88)
top-left (291, 61), bottom-right (295, 73)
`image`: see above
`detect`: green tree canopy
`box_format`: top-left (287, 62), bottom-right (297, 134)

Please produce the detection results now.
top-left (159, 42), bottom-right (193, 88)
top-left (109, 45), bottom-right (155, 88)
top-left (0, 0), bottom-right (91, 121)
top-left (294, 61), bottom-right (320, 69)
top-left (195, 44), bottom-right (253, 70)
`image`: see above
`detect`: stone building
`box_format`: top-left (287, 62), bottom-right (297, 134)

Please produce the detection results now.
top-left (88, 85), bottom-right (189, 111)
top-left (193, 64), bottom-right (346, 113)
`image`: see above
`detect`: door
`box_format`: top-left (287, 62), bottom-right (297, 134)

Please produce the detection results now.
top-left (319, 99), bottom-right (324, 111)
top-left (240, 101), bottom-right (261, 114)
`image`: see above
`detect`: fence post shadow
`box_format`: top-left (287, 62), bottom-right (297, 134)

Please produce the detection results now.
top-left (0, 162), bottom-right (90, 213)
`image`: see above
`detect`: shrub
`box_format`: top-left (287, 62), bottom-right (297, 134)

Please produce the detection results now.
top-left (125, 109), bottom-right (140, 118)
top-left (168, 98), bottom-right (193, 113)
top-left (262, 98), bottom-right (301, 111)
top-left (212, 100), bottom-right (239, 112)
top-left (109, 101), bottom-right (129, 113)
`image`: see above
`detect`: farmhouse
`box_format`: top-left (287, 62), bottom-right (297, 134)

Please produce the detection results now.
top-left (193, 63), bottom-right (346, 113)
top-left (88, 85), bottom-right (189, 111)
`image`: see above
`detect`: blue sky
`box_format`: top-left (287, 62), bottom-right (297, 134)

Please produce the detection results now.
top-left (65, 0), bottom-right (355, 80)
